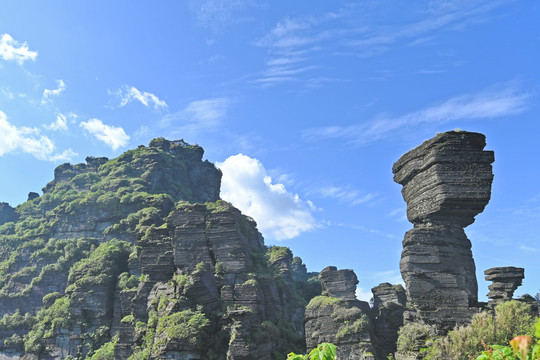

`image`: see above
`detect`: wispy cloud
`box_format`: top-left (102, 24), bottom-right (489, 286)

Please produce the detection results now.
top-left (111, 85), bottom-right (167, 110)
top-left (329, 221), bottom-right (397, 240)
top-left (518, 244), bottom-right (540, 253)
top-left (0, 34), bottom-right (38, 65)
top-left (303, 83), bottom-right (531, 145)
top-left (80, 118), bottom-right (130, 150)
top-left (254, 1), bottom-right (512, 86)
top-left (0, 110), bottom-right (76, 161)
top-left (345, 0), bottom-right (511, 54)
top-left (310, 185), bottom-right (378, 206)
top-left (191, 0), bottom-right (255, 33)
top-left (254, 14), bottom-right (339, 86)
top-left (160, 97), bottom-right (231, 135)
top-left (43, 113), bottom-right (77, 131)
top-left (217, 154), bottom-right (317, 240)
top-left (41, 80), bottom-right (66, 104)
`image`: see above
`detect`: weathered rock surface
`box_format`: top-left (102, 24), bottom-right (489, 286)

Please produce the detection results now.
top-left (485, 266), bottom-right (525, 305)
top-left (0, 138), bottom-right (316, 359)
top-left (305, 267), bottom-right (375, 359)
top-left (319, 266), bottom-right (358, 300)
top-left (393, 131), bottom-right (494, 332)
top-left (371, 283), bottom-right (407, 359)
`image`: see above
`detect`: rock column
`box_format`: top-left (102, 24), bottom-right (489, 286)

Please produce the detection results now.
top-left (392, 131), bottom-right (494, 332)
top-left (484, 266), bottom-right (524, 305)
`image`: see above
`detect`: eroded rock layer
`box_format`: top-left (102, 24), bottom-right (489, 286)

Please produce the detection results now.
top-left (0, 138), bottom-right (318, 360)
top-left (393, 131), bottom-right (494, 332)
top-left (485, 266), bottom-right (525, 305)
top-left (305, 267), bottom-right (375, 359)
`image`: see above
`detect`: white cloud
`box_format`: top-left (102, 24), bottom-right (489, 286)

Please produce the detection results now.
top-left (44, 113), bottom-right (69, 131)
top-left (160, 98), bottom-right (231, 135)
top-left (112, 85), bottom-right (167, 110)
top-left (303, 84), bottom-right (531, 145)
top-left (0, 34), bottom-right (38, 65)
top-left (47, 148), bottom-right (78, 162)
top-left (41, 80), bottom-right (66, 104)
top-left (0, 110), bottom-right (76, 161)
top-left (80, 118), bottom-right (130, 150)
top-left (217, 154), bottom-right (317, 240)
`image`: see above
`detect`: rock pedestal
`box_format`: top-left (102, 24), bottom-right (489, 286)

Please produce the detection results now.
top-left (393, 131), bottom-right (494, 332)
top-left (485, 267), bottom-right (524, 305)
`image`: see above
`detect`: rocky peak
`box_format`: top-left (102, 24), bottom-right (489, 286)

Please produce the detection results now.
top-left (0, 202), bottom-right (17, 226)
top-left (485, 266), bottom-right (525, 305)
top-left (319, 266), bottom-right (358, 300)
top-left (371, 283), bottom-right (406, 309)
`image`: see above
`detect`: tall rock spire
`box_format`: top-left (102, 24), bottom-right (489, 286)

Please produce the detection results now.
top-left (392, 131), bottom-right (494, 332)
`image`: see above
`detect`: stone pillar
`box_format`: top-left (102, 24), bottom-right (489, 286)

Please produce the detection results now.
top-left (484, 266), bottom-right (524, 305)
top-left (392, 131), bottom-right (494, 332)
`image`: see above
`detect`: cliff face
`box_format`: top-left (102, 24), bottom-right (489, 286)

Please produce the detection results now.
top-left (0, 138), bottom-right (318, 360)
top-left (393, 131), bottom-right (494, 333)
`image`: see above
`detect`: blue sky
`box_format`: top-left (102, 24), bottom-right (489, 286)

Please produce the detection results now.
top-left (0, 1), bottom-right (539, 302)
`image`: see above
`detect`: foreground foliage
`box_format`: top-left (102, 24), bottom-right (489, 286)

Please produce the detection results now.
top-left (287, 342), bottom-right (337, 360)
top-left (473, 318), bottom-right (540, 360)
top-left (424, 301), bottom-right (537, 360)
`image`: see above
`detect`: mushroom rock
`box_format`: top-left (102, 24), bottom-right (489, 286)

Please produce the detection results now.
top-left (392, 131), bottom-right (494, 332)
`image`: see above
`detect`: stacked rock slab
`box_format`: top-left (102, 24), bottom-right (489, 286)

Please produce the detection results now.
top-left (484, 267), bottom-right (525, 305)
top-left (370, 283), bottom-right (407, 359)
top-left (392, 131), bottom-right (494, 333)
top-left (305, 266), bottom-right (375, 359)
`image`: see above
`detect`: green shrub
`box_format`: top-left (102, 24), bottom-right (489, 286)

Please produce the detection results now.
top-left (397, 323), bottom-right (434, 353)
top-left (152, 309), bottom-right (210, 355)
top-left (425, 301), bottom-right (535, 360)
top-left (88, 335), bottom-right (117, 360)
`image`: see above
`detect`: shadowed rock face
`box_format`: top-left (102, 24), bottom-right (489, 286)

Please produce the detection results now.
top-left (393, 131), bottom-right (494, 332)
top-left (0, 202), bottom-right (17, 226)
top-left (371, 283), bottom-right (407, 359)
top-left (485, 266), bottom-right (525, 305)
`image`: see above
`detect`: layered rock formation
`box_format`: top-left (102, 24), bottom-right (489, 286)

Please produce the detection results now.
top-left (370, 283), bottom-right (407, 359)
top-left (305, 266), bottom-right (375, 359)
top-left (393, 131), bottom-right (494, 332)
top-left (485, 267), bottom-right (525, 305)
top-left (0, 138), bottom-right (317, 360)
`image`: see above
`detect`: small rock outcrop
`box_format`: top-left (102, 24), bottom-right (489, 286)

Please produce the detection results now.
top-left (371, 283), bottom-right (407, 359)
top-left (0, 202), bottom-right (17, 226)
top-left (305, 266), bottom-right (375, 359)
top-left (319, 266), bottom-right (358, 300)
top-left (485, 267), bottom-right (525, 305)
top-left (393, 131), bottom-right (494, 332)
top-left (27, 192), bottom-right (39, 201)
